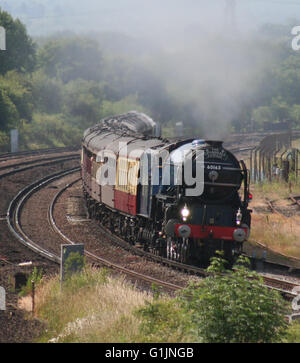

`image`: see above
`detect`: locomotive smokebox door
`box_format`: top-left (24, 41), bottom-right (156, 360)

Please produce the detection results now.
top-left (178, 225), bottom-right (191, 238)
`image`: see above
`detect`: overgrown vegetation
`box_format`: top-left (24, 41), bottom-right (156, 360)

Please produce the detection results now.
top-left (30, 254), bottom-right (297, 343)
top-left (34, 267), bottom-right (153, 343)
top-left (248, 180), bottom-right (300, 259)
top-left (19, 267), bottom-right (43, 297)
top-left (137, 254), bottom-right (289, 343)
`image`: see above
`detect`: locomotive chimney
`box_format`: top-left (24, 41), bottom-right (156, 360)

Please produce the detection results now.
top-left (205, 140), bottom-right (224, 148)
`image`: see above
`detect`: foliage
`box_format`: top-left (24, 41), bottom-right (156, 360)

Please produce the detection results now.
top-left (178, 254), bottom-right (288, 343)
top-left (34, 267), bottom-right (152, 343)
top-left (0, 70), bottom-right (33, 131)
top-left (19, 267), bottom-right (43, 297)
top-left (137, 253), bottom-right (289, 343)
top-left (0, 8), bottom-right (36, 74)
top-left (2, 5), bottom-right (300, 148)
top-left (20, 112), bottom-right (82, 149)
top-left (285, 322), bottom-right (300, 343)
top-left (27, 259), bottom-right (291, 343)
top-left (0, 130), bottom-right (9, 151)
top-left (63, 79), bottom-right (106, 127)
top-left (135, 298), bottom-right (191, 343)
top-left (37, 37), bottom-right (103, 83)
top-left (30, 70), bottom-right (64, 114)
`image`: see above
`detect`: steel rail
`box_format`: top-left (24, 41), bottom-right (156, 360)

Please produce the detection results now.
top-left (58, 179), bottom-right (299, 299)
top-left (0, 146), bottom-right (78, 161)
top-left (7, 168), bottom-right (182, 292)
top-left (0, 153), bottom-right (79, 173)
top-left (289, 195), bottom-right (300, 210)
top-left (0, 155), bottom-right (80, 180)
top-left (7, 167), bottom-right (81, 263)
top-left (5, 148), bottom-right (300, 299)
top-left (49, 177), bottom-right (183, 291)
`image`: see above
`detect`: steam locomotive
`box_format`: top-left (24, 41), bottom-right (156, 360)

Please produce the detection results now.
top-left (81, 111), bottom-right (252, 267)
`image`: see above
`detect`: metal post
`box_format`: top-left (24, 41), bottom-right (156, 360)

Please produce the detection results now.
top-left (254, 149), bottom-right (257, 182)
top-left (258, 151), bottom-right (262, 182)
top-left (31, 280), bottom-right (35, 316)
top-left (250, 150), bottom-right (253, 181)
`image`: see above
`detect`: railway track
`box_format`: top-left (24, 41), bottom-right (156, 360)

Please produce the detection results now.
top-left (3, 146), bottom-right (300, 308)
top-left (0, 153), bottom-right (79, 173)
top-left (0, 151), bottom-right (80, 220)
top-left (289, 195), bottom-right (300, 210)
top-left (7, 167), bottom-right (184, 292)
top-left (7, 167), bottom-right (81, 263)
top-left (93, 220), bottom-right (300, 302)
top-left (2, 127), bottom-right (298, 342)
top-left (265, 196), bottom-right (300, 219)
top-left (266, 198), bottom-right (289, 218)
top-left (14, 165), bottom-right (297, 300)
top-left (49, 175), bottom-right (183, 291)
top-left (0, 146), bottom-right (78, 162)
top-left (0, 154), bottom-right (79, 180)
top-left (7, 163), bottom-right (299, 301)
top-left (0, 150), bottom-right (82, 342)
top-left (253, 198), bottom-right (300, 266)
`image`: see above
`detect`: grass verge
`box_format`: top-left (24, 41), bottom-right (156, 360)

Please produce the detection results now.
top-left (18, 263), bottom-right (300, 343)
top-left (249, 181), bottom-right (300, 259)
top-left (33, 267), bottom-right (156, 343)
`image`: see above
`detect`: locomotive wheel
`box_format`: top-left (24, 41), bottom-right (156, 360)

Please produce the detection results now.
top-left (180, 238), bottom-right (190, 264)
top-left (166, 237), bottom-right (190, 263)
top-left (167, 237), bottom-right (176, 260)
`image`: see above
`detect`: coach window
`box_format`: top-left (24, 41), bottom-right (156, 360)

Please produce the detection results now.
top-left (91, 154), bottom-right (98, 178)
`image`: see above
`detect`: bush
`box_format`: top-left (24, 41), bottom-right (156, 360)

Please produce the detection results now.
top-left (137, 254), bottom-right (289, 343)
top-left (135, 298), bottom-right (191, 343)
top-left (19, 267), bottom-right (43, 297)
top-left (178, 254), bottom-right (288, 343)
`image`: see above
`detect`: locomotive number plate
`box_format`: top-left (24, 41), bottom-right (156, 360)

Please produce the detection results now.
top-left (206, 165), bottom-right (222, 170)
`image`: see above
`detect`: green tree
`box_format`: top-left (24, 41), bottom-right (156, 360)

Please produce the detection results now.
top-left (0, 70), bottom-right (33, 130)
top-left (20, 112), bottom-right (82, 149)
top-left (31, 70), bottom-right (63, 114)
top-left (63, 79), bottom-right (106, 128)
top-left (0, 8), bottom-right (36, 74)
top-left (136, 254), bottom-right (288, 343)
top-left (37, 37), bottom-right (103, 83)
top-left (270, 96), bottom-right (290, 121)
top-left (178, 254), bottom-right (288, 343)
top-left (273, 55), bottom-right (300, 105)
top-left (252, 105), bottom-right (273, 130)
top-left (0, 130), bottom-right (9, 151)
top-left (290, 104), bottom-right (300, 129)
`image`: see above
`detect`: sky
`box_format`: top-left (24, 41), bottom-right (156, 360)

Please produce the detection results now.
top-left (0, 0), bottom-right (300, 37)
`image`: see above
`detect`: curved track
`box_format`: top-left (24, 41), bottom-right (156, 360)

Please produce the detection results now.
top-left (8, 168), bottom-right (184, 292)
top-left (7, 167), bottom-right (80, 263)
top-left (0, 146), bottom-right (78, 162)
top-left (0, 149), bottom-right (80, 342)
top-left (2, 144), bottom-right (300, 307)
top-left (6, 163), bottom-right (299, 301)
